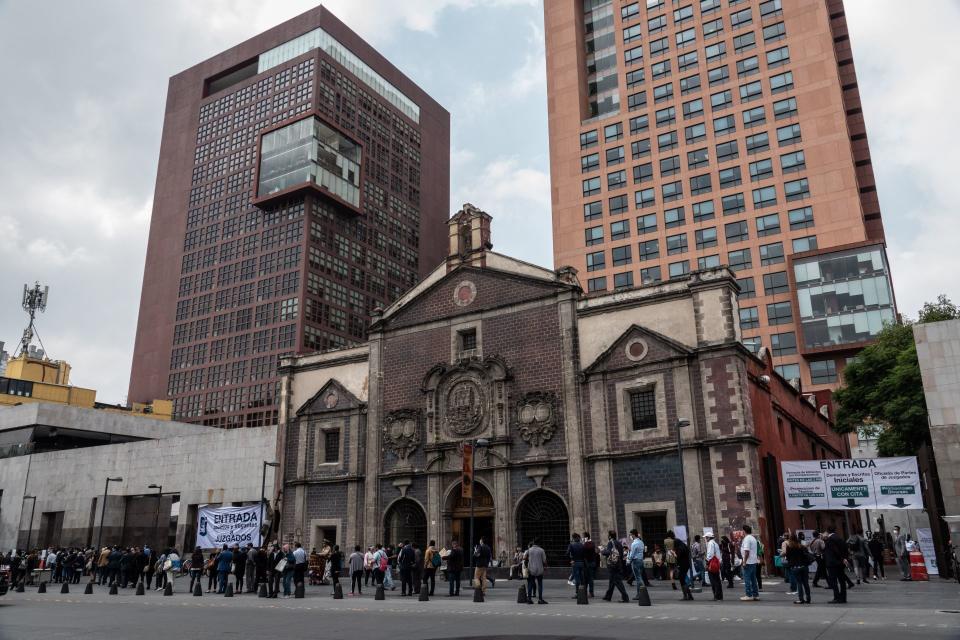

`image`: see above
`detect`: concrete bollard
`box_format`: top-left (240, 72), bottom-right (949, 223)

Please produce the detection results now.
top-left (333, 582), bottom-right (344, 599)
top-left (60, 582), bottom-right (70, 594)
top-left (637, 585), bottom-right (652, 607)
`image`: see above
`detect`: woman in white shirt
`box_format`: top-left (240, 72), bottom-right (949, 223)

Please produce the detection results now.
top-left (704, 533), bottom-right (722, 600)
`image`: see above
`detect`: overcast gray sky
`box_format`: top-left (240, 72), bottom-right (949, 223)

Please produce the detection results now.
top-left (0, 0), bottom-right (956, 404)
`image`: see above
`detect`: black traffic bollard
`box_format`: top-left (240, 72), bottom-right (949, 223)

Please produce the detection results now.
top-left (473, 587), bottom-right (484, 603)
top-left (375, 584), bottom-right (385, 600)
top-left (163, 582), bottom-right (173, 596)
top-left (637, 585), bottom-right (652, 606)
top-left (294, 582), bottom-right (304, 599)
top-left (109, 583), bottom-right (119, 595)
top-left (418, 587), bottom-right (429, 602)
top-left (193, 581), bottom-right (202, 596)
top-left (224, 583), bottom-right (233, 597)
top-left (576, 585), bottom-right (589, 605)
top-left (84, 582), bottom-right (94, 595)
top-left (36, 582), bottom-right (44, 593)
top-left (60, 582), bottom-right (70, 594)
top-left (517, 586), bottom-right (529, 604)
top-left (136, 581), bottom-right (145, 596)
top-left (258, 582), bottom-right (268, 598)
top-left (333, 582), bottom-right (344, 599)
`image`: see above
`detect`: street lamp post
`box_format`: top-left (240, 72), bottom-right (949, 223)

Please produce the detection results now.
top-left (95, 477), bottom-right (123, 563)
top-left (466, 438), bottom-right (489, 575)
top-left (675, 419), bottom-right (691, 530)
top-left (148, 484), bottom-right (163, 551)
top-left (22, 495), bottom-right (36, 553)
top-left (261, 462), bottom-right (279, 546)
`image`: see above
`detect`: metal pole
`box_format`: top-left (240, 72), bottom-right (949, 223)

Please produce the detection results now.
top-left (95, 477), bottom-right (109, 557)
top-left (261, 461), bottom-right (268, 547)
top-left (153, 485), bottom-right (163, 551)
top-left (469, 489), bottom-right (475, 575)
top-left (676, 421), bottom-right (688, 529)
top-left (23, 496), bottom-right (36, 552)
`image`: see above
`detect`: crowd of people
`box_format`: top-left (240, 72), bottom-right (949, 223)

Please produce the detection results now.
top-left (0, 523), bottom-right (920, 606)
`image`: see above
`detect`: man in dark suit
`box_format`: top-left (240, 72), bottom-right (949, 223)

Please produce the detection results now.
top-left (822, 525), bottom-right (849, 603)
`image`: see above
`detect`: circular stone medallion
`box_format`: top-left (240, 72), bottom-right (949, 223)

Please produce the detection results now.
top-left (625, 338), bottom-right (649, 362)
top-left (453, 280), bottom-right (477, 307)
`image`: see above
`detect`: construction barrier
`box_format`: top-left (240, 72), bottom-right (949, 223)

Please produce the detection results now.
top-left (909, 550), bottom-right (929, 581)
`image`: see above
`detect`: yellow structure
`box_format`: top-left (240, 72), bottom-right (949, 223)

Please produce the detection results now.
top-left (0, 352), bottom-right (171, 419)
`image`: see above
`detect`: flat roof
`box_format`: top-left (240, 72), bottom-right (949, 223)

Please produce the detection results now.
top-left (0, 402), bottom-right (211, 440)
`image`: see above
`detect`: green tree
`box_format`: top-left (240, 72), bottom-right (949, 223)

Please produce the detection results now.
top-left (833, 295), bottom-right (959, 456)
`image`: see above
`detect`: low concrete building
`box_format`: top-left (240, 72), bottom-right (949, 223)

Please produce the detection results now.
top-left (276, 207), bottom-right (847, 565)
top-left (0, 403), bottom-right (275, 551)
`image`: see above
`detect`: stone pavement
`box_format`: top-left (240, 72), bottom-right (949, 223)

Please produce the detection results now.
top-left (1, 575), bottom-right (958, 640)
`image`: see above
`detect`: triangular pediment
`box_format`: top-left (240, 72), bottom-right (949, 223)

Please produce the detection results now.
top-left (296, 378), bottom-right (362, 416)
top-left (583, 324), bottom-right (693, 375)
top-left (377, 264), bottom-right (576, 330)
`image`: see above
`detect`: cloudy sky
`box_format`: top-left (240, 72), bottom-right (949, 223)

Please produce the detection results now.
top-left (0, 0), bottom-right (956, 404)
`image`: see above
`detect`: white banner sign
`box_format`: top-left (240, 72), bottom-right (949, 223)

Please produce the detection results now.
top-left (917, 528), bottom-right (938, 575)
top-left (196, 505), bottom-right (261, 548)
top-left (781, 457), bottom-right (922, 511)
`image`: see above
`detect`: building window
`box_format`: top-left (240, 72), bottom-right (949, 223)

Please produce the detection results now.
top-left (680, 73), bottom-right (701, 94)
top-left (634, 163), bottom-right (653, 183)
top-left (792, 235), bottom-right (818, 252)
top-left (770, 71), bottom-right (794, 94)
top-left (743, 106), bottom-right (766, 128)
top-left (719, 166), bottom-right (742, 188)
top-left (753, 186), bottom-right (777, 209)
top-left (749, 158), bottom-right (774, 182)
top-left (606, 146), bottom-right (625, 166)
top-left (725, 220), bottom-right (749, 243)
top-left (713, 115), bottom-right (736, 136)
top-left (773, 97), bottom-right (797, 120)
top-left (640, 265), bottom-right (662, 283)
top-left (661, 180), bottom-right (682, 202)
top-left (658, 130), bottom-right (679, 151)
top-left (582, 153), bottom-right (600, 173)
top-left (660, 155), bottom-right (681, 176)
top-left (622, 2), bottom-right (640, 20)
top-left (760, 0), bottom-right (783, 18)
top-left (788, 206), bottom-right (814, 230)
top-left (784, 178), bottom-right (810, 201)
top-left (584, 201), bottom-right (603, 221)
top-left (613, 271), bottom-right (634, 289)
top-left (649, 14), bottom-right (667, 34)
top-left (722, 192), bottom-right (745, 215)
top-left (323, 429), bottom-right (341, 464)
top-left (583, 177), bottom-right (601, 196)
top-left (632, 138), bottom-right (652, 158)
top-left (459, 328), bottom-right (477, 352)
top-left (636, 188), bottom-right (656, 208)
top-left (737, 276), bottom-right (756, 299)
top-left (627, 68), bottom-right (646, 88)
top-left (585, 226), bottom-right (604, 246)
top-left (676, 27), bottom-right (697, 47)
top-left (628, 90), bottom-right (649, 111)
top-left (674, 4), bottom-right (694, 23)
top-left (742, 335), bottom-right (762, 354)
top-left (685, 123), bottom-right (707, 143)
top-left (698, 254), bottom-right (721, 269)
top-left (586, 250), bottom-right (605, 272)
top-left (746, 132), bottom-right (770, 154)
top-left (731, 7), bottom-right (752, 28)
top-left (734, 35), bottom-right (757, 56)
top-left (740, 307), bottom-right (760, 329)
top-left (624, 24), bottom-right (643, 44)
top-left (628, 388), bottom-right (657, 430)
top-left (690, 173), bottom-right (712, 195)
top-left (716, 140), bottom-right (739, 163)
top-left (760, 241), bottom-right (785, 265)
top-left (739, 80), bottom-right (763, 102)
top-left (766, 301), bottom-right (793, 325)
top-left (693, 199), bottom-right (715, 221)
top-left (766, 45), bottom-right (790, 67)
top-left (664, 206), bottom-right (685, 228)
top-left (695, 227), bottom-right (718, 249)
top-left (652, 60), bottom-right (672, 80)
top-left (611, 219), bottom-right (630, 240)
top-left (667, 232), bottom-right (688, 255)
top-left (678, 51), bottom-right (698, 71)
top-left (708, 64), bottom-right (729, 86)
top-left (777, 123), bottom-right (802, 146)
top-left (763, 271), bottom-right (789, 295)
top-left (668, 260), bottom-right (690, 278)
top-left (605, 122), bottom-right (624, 141)
top-left (771, 332), bottom-right (797, 357)
top-left (728, 248), bottom-right (752, 271)
top-left (810, 359), bottom-right (838, 384)
top-left (609, 194), bottom-right (629, 215)
top-left (637, 214), bottom-right (657, 235)
top-left (775, 363), bottom-right (800, 380)
top-left (639, 239), bottom-right (660, 261)
top-left (780, 150), bottom-right (805, 173)
top-left (705, 42), bottom-right (726, 63)
top-left (649, 36), bottom-right (669, 58)
top-left (581, 130), bottom-right (598, 149)
top-left (587, 276), bottom-right (607, 292)
top-left (630, 115), bottom-right (649, 134)
top-left (608, 170), bottom-right (628, 190)
top-left (710, 89), bottom-right (733, 110)
top-left (612, 245), bottom-right (632, 266)
top-left (763, 21), bottom-right (786, 43)
top-left (755, 212), bottom-right (780, 236)
top-left (654, 82), bottom-right (673, 103)
top-left (688, 148), bottom-right (709, 169)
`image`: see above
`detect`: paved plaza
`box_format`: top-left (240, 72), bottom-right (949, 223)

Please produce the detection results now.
top-left (2, 576), bottom-right (958, 640)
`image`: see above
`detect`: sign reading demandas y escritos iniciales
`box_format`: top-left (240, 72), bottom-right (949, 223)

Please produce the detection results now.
top-left (780, 457), bottom-right (922, 511)
top-left (196, 504), bottom-right (261, 548)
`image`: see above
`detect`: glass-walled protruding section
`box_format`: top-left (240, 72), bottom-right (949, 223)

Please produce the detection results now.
top-left (258, 27), bottom-right (420, 123)
top-left (258, 116), bottom-right (361, 208)
top-left (583, 0), bottom-right (619, 119)
top-left (793, 246), bottom-right (895, 350)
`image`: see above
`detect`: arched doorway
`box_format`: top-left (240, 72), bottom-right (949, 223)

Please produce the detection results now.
top-left (383, 499), bottom-right (427, 550)
top-left (516, 490), bottom-right (570, 566)
top-left (445, 482), bottom-right (495, 558)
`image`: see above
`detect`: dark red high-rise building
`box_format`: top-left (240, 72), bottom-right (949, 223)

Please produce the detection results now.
top-left (128, 6), bottom-right (450, 426)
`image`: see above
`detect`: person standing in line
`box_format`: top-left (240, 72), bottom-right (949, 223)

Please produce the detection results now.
top-left (868, 532), bottom-right (885, 581)
top-left (348, 545), bottom-right (364, 595)
top-left (823, 525), bottom-right (849, 604)
top-left (446, 540), bottom-right (463, 597)
top-left (164, 548), bottom-right (181, 593)
top-left (626, 529), bottom-right (646, 600)
top-left (292, 542), bottom-right (308, 592)
top-left (809, 531), bottom-right (826, 588)
top-left (786, 533), bottom-right (812, 604)
top-left (233, 544), bottom-right (247, 593)
top-left (600, 531), bottom-right (629, 603)
top-left (739, 525), bottom-right (760, 601)
top-left (780, 530), bottom-right (797, 596)
top-left (266, 545), bottom-right (282, 597)
top-left (847, 530), bottom-right (870, 584)
top-left (363, 546), bottom-right (375, 587)
top-left (674, 535), bottom-right (693, 600)
top-left (280, 544), bottom-right (295, 597)
top-left (664, 531), bottom-right (678, 590)
top-left (189, 546), bottom-right (204, 593)
top-left (691, 535), bottom-right (705, 585)
top-left (705, 532), bottom-right (723, 601)
top-left (524, 539), bottom-right (549, 604)
top-left (244, 543), bottom-right (257, 593)
top-left (96, 546), bottom-right (110, 585)
top-left (720, 536), bottom-right (734, 588)
top-left (567, 533), bottom-right (585, 598)
top-left (472, 537), bottom-right (492, 595)
top-left (893, 526), bottom-right (911, 581)
top-left (205, 551), bottom-right (218, 593)
top-left (397, 540), bottom-right (415, 596)
top-left (411, 542), bottom-right (423, 594)
top-left (214, 545), bottom-right (232, 593)
top-left (423, 540), bottom-right (440, 596)
top-left (582, 532), bottom-right (597, 598)
top-left (329, 544), bottom-right (344, 594)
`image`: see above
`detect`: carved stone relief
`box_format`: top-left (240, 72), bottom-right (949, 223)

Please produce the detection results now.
top-left (383, 410), bottom-right (421, 464)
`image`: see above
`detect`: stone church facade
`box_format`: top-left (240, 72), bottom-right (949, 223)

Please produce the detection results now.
top-left (275, 205), bottom-right (841, 563)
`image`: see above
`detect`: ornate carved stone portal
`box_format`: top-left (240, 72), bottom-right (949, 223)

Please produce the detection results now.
top-left (383, 410), bottom-right (421, 465)
top-left (516, 392), bottom-right (557, 457)
top-left (422, 356), bottom-right (511, 442)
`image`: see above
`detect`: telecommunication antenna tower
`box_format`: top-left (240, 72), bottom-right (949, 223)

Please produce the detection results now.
top-left (18, 282), bottom-right (50, 357)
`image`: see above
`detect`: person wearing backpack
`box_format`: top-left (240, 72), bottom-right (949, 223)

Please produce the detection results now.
top-left (601, 530), bottom-right (629, 603)
top-left (423, 540), bottom-right (440, 596)
top-left (705, 532), bottom-right (723, 600)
